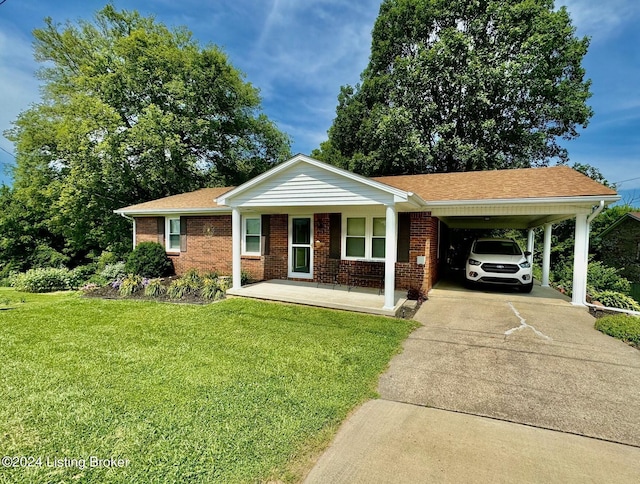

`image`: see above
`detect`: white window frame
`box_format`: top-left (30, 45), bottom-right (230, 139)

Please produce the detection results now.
top-left (341, 215), bottom-right (387, 261)
top-left (242, 216), bottom-right (261, 256)
top-left (166, 217), bottom-right (181, 253)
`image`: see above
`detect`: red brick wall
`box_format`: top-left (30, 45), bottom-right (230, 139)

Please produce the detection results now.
top-left (134, 215), bottom-right (264, 278)
top-left (264, 214), bottom-right (288, 280)
top-left (136, 217), bottom-right (160, 244)
top-left (134, 212), bottom-right (440, 290)
top-left (313, 212), bottom-right (440, 292)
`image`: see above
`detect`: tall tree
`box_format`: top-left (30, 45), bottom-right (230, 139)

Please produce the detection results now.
top-left (314, 0), bottom-right (592, 176)
top-left (3, 5), bottom-right (290, 269)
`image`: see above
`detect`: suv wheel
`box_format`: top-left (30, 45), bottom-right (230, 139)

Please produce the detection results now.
top-left (519, 282), bottom-right (534, 293)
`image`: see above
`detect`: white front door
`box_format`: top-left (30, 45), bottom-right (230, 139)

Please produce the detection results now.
top-left (289, 216), bottom-right (313, 279)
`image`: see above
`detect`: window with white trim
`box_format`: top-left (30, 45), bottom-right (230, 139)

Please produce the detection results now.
top-left (343, 216), bottom-right (386, 260)
top-left (167, 217), bottom-right (181, 252)
top-left (243, 216), bottom-right (261, 255)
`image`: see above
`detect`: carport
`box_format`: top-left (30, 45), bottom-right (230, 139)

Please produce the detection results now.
top-left (376, 166), bottom-right (620, 305)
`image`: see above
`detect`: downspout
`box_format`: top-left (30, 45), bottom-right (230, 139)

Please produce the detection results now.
top-left (581, 201), bottom-right (640, 316)
top-left (118, 212), bottom-right (136, 249)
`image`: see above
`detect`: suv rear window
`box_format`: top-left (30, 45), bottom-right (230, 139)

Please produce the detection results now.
top-left (473, 240), bottom-right (522, 255)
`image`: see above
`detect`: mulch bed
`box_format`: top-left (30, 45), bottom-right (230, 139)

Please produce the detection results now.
top-left (82, 277), bottom-right (218, 305)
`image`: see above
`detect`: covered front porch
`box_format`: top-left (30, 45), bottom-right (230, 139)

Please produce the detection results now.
top-left (227, 279), bottom-right (408, 317)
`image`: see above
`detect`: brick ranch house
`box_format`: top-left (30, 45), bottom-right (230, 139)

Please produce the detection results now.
top-left (116, 154), bottom-right (619, 311)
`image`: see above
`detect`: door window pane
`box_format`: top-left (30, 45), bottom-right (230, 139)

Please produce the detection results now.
top-left (293, 247), bottom-right (310, 273)
top-left (293, 218), bottom-right (310, 245)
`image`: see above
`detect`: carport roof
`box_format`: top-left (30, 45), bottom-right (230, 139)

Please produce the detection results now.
top-left (372, 165), bottom-right (617, 202)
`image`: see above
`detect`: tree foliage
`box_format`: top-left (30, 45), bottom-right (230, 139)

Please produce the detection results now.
top-left (1, 5), bottom-right (290, 273)
top-left (314, 0), bottom-right (592, 176)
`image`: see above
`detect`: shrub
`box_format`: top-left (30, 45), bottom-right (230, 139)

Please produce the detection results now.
top-left (100, 262), bottom-right (126, 282)
top-left (11, 268), bottom-right (72, 293)
top-left (68, 264), bottom-right (98, 288)
top-left (241, 270), bottom-right (252, 285)
top-left (167, 278), bottom-right (193, 299)
top-left (119, 274), bottom-right (144, 297)
top-left (125, 242), bottom-right (173, 278)
top-left (595, 314), bottom-right (640, 345)
top-left (182, 268), bottom-right (202, 287)
top-left (592, 291), bottom-right (640, 312)
top-left (97, 251), bottom-right (119, 271)
top-left (201, 277), bottom-right (226, 301)
top-left (144, 278), bottom-right (166, 298)
top-left (587, 261), bottom-right (631, 295)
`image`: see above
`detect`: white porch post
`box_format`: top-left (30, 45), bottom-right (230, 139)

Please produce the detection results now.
top-left (383, 204), bottom-right (397, 310)
top-left (541, 223), bottom-right (552, 287)
top-left (572, 214), bottom-right (589, 305)
top-left (232, 207), bottom-right (242, 290)
top-left (526, 228), bottom-right (535, 264)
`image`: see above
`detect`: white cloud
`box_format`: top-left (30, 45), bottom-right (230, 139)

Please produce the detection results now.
top-left (559, 0), bottom-right (640, 40)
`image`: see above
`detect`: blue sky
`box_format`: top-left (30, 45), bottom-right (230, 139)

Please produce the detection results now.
top-left (0, 0), bottom-right (639, 199)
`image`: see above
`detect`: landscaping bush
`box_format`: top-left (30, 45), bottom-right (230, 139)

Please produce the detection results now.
top-left (96, 250), bottom-right (119, 271)
top-left (69, 264), bottom-right (97, 288)
top-left (201, 276), bottom-right (227, 300)
top-left (592, 291), bottom-right (640, 312)
top-left (144, 278), bottom-right (166, 298)
top-left (100, 262), bottom-right (126, 282)
top-left (595, 314), bottom-right (640, 345)
top-left (11, 267), bottom-right (72, 293)
top-left (119, 274), bottom-right (144, 297)
top-left (125, 242), bottom-right (173, 278)
top-left (587, 261), bottom-right (631, 295)
top-left (167, 278), bottom-right (195, 299)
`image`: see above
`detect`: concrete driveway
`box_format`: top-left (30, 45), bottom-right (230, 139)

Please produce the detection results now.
top-left (305, 282), bottom-right (640, 483)
top-left (379, 281), bottom-right (640, 447)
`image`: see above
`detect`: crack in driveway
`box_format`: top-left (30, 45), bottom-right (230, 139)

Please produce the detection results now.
top-left (504, 302), bottom-right (552, 340)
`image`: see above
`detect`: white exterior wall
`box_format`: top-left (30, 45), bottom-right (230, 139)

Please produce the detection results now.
top-left (230, 163), bottom-right (396, 207)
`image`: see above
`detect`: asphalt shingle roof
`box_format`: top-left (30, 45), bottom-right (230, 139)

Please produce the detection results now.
top-left (117, 165), bottom-right (617, 213)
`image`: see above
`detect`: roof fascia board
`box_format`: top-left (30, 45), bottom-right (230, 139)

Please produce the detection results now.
top-left (425, 195), bottom-right (620, 207)
top-left (217, 154), bottom-right (410, 205)
top-left (114, 207), bottom-right (231, 216)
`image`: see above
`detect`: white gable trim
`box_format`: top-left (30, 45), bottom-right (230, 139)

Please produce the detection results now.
top-left (216, 154), bottom-right (414, 207)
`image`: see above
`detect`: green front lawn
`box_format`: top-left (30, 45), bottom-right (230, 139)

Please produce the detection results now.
top-left (0, 289), bottom-right (416, 483)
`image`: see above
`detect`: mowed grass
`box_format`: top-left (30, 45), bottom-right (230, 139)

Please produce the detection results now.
top-left (0, 289), bottom-right (417, 483)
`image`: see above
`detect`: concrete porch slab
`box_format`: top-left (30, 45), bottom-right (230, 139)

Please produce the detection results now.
top-left (227, 279), bottom-right (407, 317)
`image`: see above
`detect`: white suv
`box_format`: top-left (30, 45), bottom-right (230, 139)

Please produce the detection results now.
top-left (465, 238), bottom-right (533, 293)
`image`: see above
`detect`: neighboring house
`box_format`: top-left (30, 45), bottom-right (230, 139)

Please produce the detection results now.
top-left (116, 154), bottom-right (618, 309)
top-left (599, 212), bottom-right (640, 283)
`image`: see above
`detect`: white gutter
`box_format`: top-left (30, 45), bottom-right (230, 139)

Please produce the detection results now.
top-left (425, 195), bottom-right (620, 207)
top-left (580, 201), bottom-right (640, 316)
top-left (113, 207), bottom-right (231, 216)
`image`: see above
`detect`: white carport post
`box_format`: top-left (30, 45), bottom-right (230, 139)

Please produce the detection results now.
top-left (541, 223), bottom-right (552, 287)
top-left (231, 207), bottom-right (242, 290)
top-left (572, 214), bottom-right (589, 305)
top-left (383, 204), bottom-right (397, 310)
top-left (526, 228), bottom-right (535, 264)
